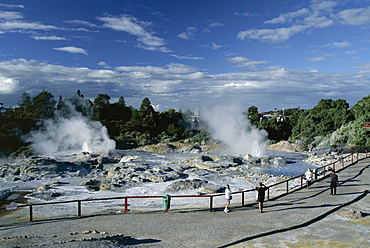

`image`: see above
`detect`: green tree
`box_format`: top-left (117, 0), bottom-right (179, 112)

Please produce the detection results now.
top-left (290, 99), bottom-right (354, 145)
top-left (247, 105), bottom-right (260, 126)
top-left (351, 95), bottom-right (370, 121)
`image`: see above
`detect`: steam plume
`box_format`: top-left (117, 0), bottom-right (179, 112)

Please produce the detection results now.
top-left (27, 110), bottom-right (115, 156)
top-left (201, 104), bottom-right (267, 157)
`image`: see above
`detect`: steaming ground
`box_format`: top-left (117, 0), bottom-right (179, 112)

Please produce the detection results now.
top-left (0, 148), bottom-right (317, 220)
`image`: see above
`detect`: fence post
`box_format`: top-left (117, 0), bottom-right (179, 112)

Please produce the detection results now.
top-left (209, 196), bottom-right (213, 212)
top-left (332, 162), bottom-right (335, 171)
top-left (356, 152), bottom-right (359, 161)
top-left (124, 197), bottom-right (128, 214)
top-left (351, 154), bottom-right (354, 164)
top-left (242, 191), bottom-right (245, 206)
top-left (286, 181), bottom-right (289, 193)
top-left (78, 200), bottom-right (82, 217)
top-left (300, 176), bottom-right (303, 188)
top-left (267, 187), bottom-right (270, 201)
top-left (29, 205), bottom-right (33, 222)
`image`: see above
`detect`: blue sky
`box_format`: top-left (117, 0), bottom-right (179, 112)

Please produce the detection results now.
top-left (1, 0), bottom-right (370, 112)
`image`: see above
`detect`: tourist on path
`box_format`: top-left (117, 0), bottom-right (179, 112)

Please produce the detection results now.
top-left (255, 183), bottom-right (267, 213)
top-left (224, 184), bottom-right (232, 213)
top-left (330, 170), bottom-right (339, 195)
top-left (305, 168), bottom-right (313, 189)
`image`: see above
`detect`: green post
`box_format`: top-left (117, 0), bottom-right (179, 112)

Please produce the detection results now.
top-left (162, 194), bottom-right (171, 212)
top-left (313, 169), bottom-right (318, 180)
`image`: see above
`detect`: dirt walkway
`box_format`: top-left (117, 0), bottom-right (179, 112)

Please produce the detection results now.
top-left (0, 158), bottom-right (369, 247)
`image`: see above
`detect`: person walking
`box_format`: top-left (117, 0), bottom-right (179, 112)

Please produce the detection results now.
top-left (224, 184), bottom-right (232, 213)
top-left (255, 183), bottom-right (267, 213)
top-left (305, 168), bottom-right (313, 189)
top-left (330, 170), bottom-right (339, 195)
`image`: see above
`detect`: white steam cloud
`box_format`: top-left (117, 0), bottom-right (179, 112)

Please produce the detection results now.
top-left (27, 113), bottom-right (115, 156)
top-left (201, 105), bottom-right (267, 157)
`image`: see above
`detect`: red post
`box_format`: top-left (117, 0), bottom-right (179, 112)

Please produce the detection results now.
top-left (356, 152), bottom-right (359, 161)
top-left (351, 154), bottom-right (354, 164)
top-left (300, 176), bottom-right (303, 188)
top-left (209, 196), bottom-right (213, 212)
top-left (342, 158), bottom-right (344, 168)
top-left (124, 197), bottom-right (128, 214)
top-left (332, 162), bottom-right (335, 171)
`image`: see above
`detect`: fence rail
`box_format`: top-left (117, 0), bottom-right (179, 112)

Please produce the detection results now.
top-left (2, 149), bottom-right (369, 222)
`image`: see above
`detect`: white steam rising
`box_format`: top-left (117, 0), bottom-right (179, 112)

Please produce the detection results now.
top-left (28, 113), bottom-right (115, 156)
top-left (201, 105), bottom-right (267, 157)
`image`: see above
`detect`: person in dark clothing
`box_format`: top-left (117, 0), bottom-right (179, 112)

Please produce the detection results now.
top-left (255, 183), bottom-right (267, 213)
top-left (330, 170), bottom-right (339, 195)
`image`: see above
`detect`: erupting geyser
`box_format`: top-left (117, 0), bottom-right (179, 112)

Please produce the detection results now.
top-left (27, 113), bottom-right (115, 156)
top-left (201, 104), bottom-right (267, 157)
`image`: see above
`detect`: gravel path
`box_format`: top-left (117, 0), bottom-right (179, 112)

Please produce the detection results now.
top-left (1, 158), bottom-right (369, 248)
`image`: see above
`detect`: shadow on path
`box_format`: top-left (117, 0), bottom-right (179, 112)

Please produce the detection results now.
top-left (218, 190), bottom-right (369, 248)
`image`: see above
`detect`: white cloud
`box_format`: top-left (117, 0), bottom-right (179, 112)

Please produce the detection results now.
top-left (307, 56), bottom-right (326, 62)
top-left (177, 27), bottom-right (197, 39)
top-left (0, 59), bottom-right (369, 111)
top-left (0, 21), bottom-right (59, 31)
top-left (0, 4), bottom-right (25, 9)
top-left (211, 42), bottom-right (222, 50)
top-left (32, 35), bottom-right (66, 41)
top-left (336, 7), bottom-right (370, 25)
top-left (0, 10), bottom-right (23, 20)
top-left (53, 46), bottom-right (88, 55)
top-left (238, 25), bottom-right (306, 43)
top-left (65, 20), bottom-right (98, 27)
top-left (322, 41), bottom-right (352, 48)
top-left (234, 12), bottom-right (259, 17)
top-left (98, 14), bottom-right (169, 52)
top-left (264, 8), bottom-right (310, 24)
top-left (0, 77), bottom-right (19, 94)
top-left (170, 54), bottom-right (205, 60)
top-left (237, 1), bottom-right (357, 43)
top-left (115, 63), bottom-right (197, 74)
top-left (225, 56), bottom-right (268, 67)
top-left (209, 22), bottom-right (225, 28)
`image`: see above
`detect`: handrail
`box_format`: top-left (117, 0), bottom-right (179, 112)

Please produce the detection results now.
top-left (2, 149), bottom-right (368, 222)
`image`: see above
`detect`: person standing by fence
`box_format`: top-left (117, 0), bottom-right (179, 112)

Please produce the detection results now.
top-left (255, 183), bottom-right (267, 213)
top-left (305, 168), bottom-right (313, 189)
top-left (330, 170), bottom-right (339, 195)
top-left (224, 184), bottom-right (232, 213)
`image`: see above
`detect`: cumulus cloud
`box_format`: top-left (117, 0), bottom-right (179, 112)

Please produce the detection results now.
top-left (336, 7), bottom-right (370, 25)
top-left (0, 77), bottom-right (19, 94)
top-left (54, 46), bottom-right (88, 55)
top-left (0, 58), bottom-right (369, 111)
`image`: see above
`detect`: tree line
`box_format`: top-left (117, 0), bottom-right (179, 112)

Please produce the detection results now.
top-left (1, 90), bottom-right (370, 157)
